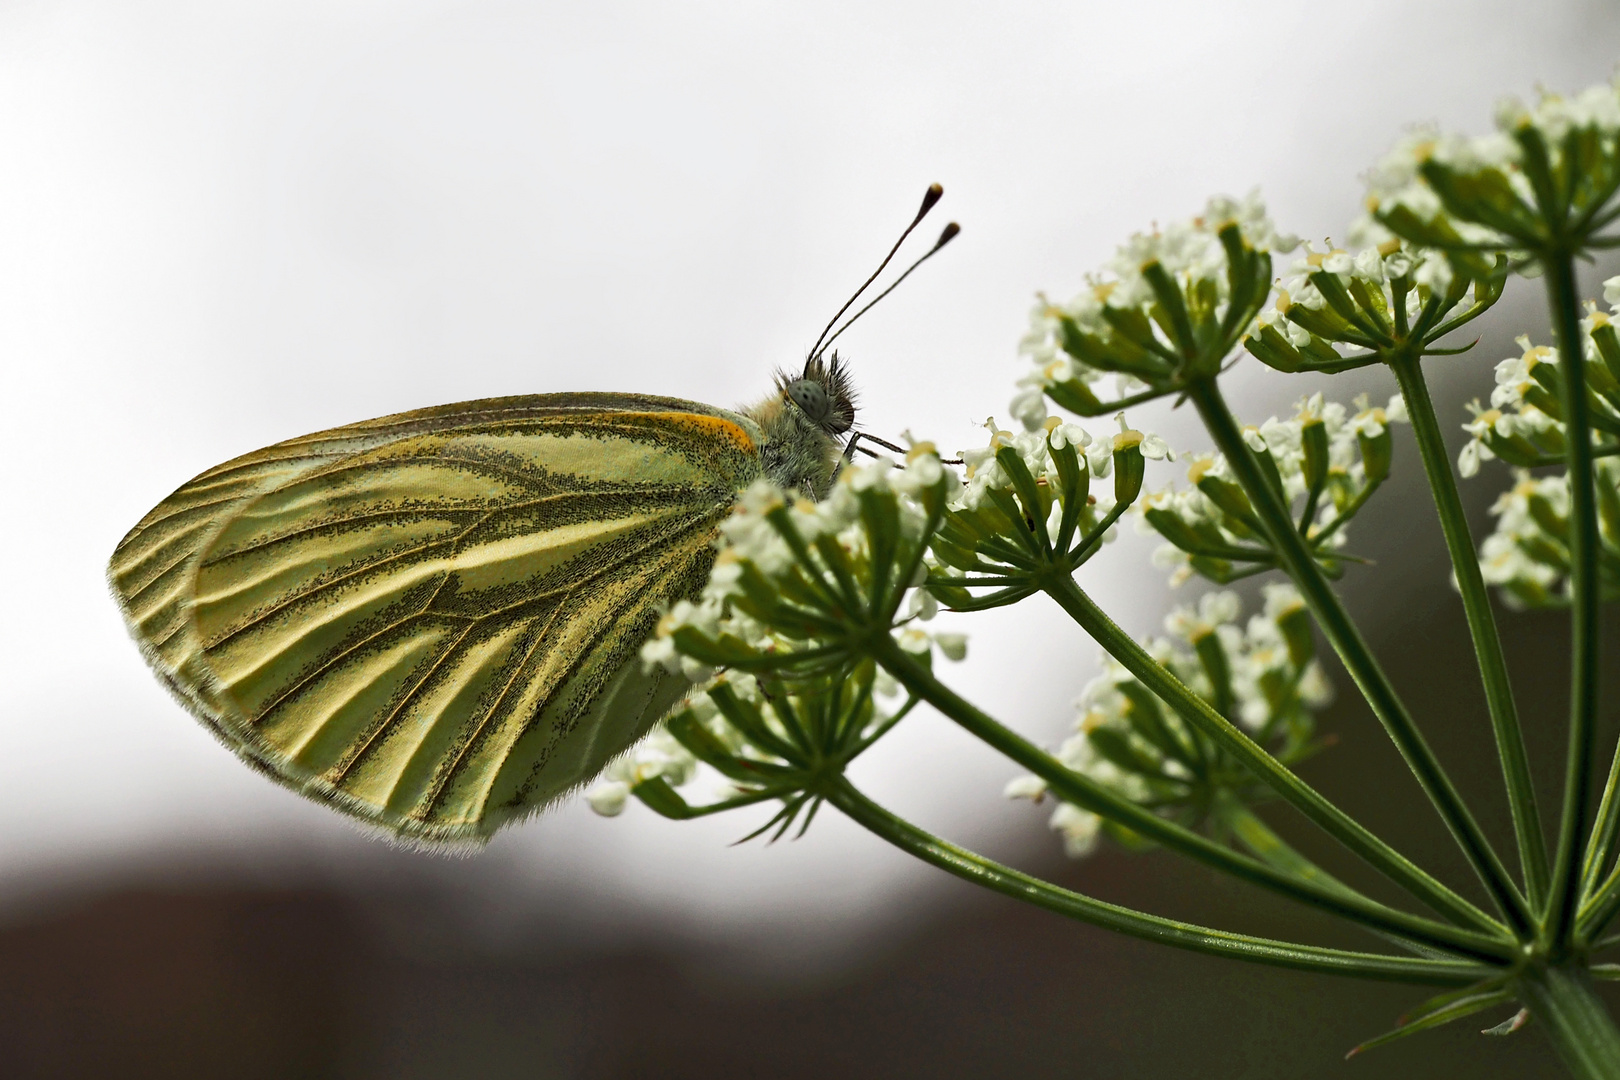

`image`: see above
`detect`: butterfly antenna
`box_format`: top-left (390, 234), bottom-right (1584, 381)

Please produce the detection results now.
top-left (807, 183), bottom-right (945, 361)
top-left (845, 430), bottom-right (965, 466)
top-left (815, 222), bottom-right (960, 358)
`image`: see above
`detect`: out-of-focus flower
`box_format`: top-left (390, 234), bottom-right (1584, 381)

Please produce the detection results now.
top-left (1360, 79), bottom-right (1620, 268)
top-left (1006, 587), bottom-right (1331, 859)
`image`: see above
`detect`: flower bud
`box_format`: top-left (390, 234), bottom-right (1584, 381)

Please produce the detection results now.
top-left (1591, 319), bottom-right (1620, 387)
top-left (1194, 473), bottom-right (1254, 522)
top-left (1113, 440), bottom-right (1146, 505)
top-left (1301, 419), bottom-right (1330, 491)
top-left (1358, 426), bottom-right (1393, 484)
top-left (1275, 605), bottom-right (1315, 669)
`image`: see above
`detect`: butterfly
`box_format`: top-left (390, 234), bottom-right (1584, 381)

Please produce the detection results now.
top-left (108, 185), bottom-right (956, 845)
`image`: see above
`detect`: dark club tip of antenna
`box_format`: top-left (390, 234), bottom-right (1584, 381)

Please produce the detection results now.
top-left (914, 183), bottom-right (945, 222)
top-left (934, 222), bottom-right (961, 248)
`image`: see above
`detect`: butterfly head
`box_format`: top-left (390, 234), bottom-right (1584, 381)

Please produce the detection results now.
top-left (782, 352), bottom-right (857, 436)
top-left (742, 351), bottom-right (858, 501)
top-left (745, 183), bottom-right (956, 500)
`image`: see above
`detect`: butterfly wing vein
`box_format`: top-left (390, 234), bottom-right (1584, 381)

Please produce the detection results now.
top-left (108, 394), bottom-right (762, 842)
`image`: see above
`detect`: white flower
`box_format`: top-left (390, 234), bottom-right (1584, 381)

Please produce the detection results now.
top-left (585, 780), bottom-right (632, 816)
top-left (1348, 393), bottom-right (1407, 440)
top-left (1257, 415), bottom-right (1300, 455)
top-left (1165, 591), bottom-right (1241, 641)
top-left (1049, 802), bottom-right (1102, 858)
top-left (1004, 775), bottom-right (1048, 802)
top-left (1297, 662), bottom-right (1333, 708)
top-left (895, 627), bottom-right (933, 654)
top-left (1604, 274), bottom-right (1620, 311)
top-left (1352, 246), bottom-right (1386, 282)
top-left (640, 633), bottom-right (682, 675)
top-left (905, 588), bottom-right (940, 622)
top-left (1046, 418), bottom-right (1092, 450)
top-left (1010, 381), bottom-right (1050, 431)
top-left (1262, 582), bottom-right (1305, 620)
top-left (1113, 412), bottom-right (1176, 461)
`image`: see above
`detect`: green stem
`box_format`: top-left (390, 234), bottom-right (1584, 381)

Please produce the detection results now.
top-left (1046, 574), bottom-right (1506, 937)
top-left (1226, 804), bottom-right (1458, 960)
top-left (1579, 865), bottom-right (1620, 943)
top-left (1544, 252), bottom-right (1604, 952)
top-left (1226, 804), bottom-right (1364, 901)
top-left (1389, 349), bottom-right (1549, 907)
top-left (1188, 376), bottom-right (1536, 937)
top-left (871, 637), bottom-right (1514, 960)
top-left (1587, 803), bottom-right (1620, 919)
top-left (823, 778), bottom-right (1492, 986)
top-left (1309, 476), bottom-right (1382, 548)
top-left (1515, 963), bottom-right (1620, 1080)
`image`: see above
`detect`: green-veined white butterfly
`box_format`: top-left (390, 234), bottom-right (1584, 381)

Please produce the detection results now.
top-left (109, 185), bottom-right (957, 845)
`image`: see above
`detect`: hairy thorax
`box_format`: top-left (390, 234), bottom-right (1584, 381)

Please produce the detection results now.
top-left (741, 392), bottom-right (845, 501)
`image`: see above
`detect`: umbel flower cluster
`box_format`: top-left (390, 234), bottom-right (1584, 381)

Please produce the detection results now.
top-left (1454, 283), bottom-right (1620, 607)
top-left (1246, 238), bottom-right (1501, 376)
top-left (1460, 280), bottom-right (1620, 479)
top-left (1356, 79), bottom-right (1620, 271)
top-left (1013, 191), bottom-right (1297, 422)
top-left (1476, 468), bottom-right (1620, 609)
top-left (586, 454), bottom-right (963, 834)
top-left (582, 76), bottom-right (1620, 1076)
top-left (1137, 391), bottom-right (1408, 586)
top-left (1006, 585), bottom-right (1330, 857)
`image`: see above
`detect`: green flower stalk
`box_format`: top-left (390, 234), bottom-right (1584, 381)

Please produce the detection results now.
top-left (1361, 81), bottom-right (1620, 1015)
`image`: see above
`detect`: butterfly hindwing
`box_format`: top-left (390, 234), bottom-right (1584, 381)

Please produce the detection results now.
top-left (109, 394), bottom-right (763, 843)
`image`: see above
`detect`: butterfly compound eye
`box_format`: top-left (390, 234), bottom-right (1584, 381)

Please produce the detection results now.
top-left (786, 378), bottom-right (832, 424)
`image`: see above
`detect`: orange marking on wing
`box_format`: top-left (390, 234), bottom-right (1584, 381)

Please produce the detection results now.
top-left (643, 412), bottom-right (757, 454)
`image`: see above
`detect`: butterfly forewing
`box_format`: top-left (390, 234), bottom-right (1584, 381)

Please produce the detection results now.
top-left (110, 394), bottom-right (763, 843)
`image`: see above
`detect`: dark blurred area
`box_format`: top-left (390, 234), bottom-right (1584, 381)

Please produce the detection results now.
top-left (6, 285), bottom-right (1619, 1079)
top-left (0, 873), bottom-right (1605, 1080)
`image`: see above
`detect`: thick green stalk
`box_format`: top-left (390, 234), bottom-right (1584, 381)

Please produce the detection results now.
top-left (1389, 350), bottom-right (1549, 906)
top-left (1046, 574), bottom-right (1505, 937)
top-left (1514, 963), bottom-right (1620, 1080)
top-left (1545, 252), bottom-right (1604, 950)
top-left (823, 778), bottom-right (1491, 986)
top-left (871, 637), bottom-right (1514, 960)
top-left (1188, 377), bottom-right (1536, 936)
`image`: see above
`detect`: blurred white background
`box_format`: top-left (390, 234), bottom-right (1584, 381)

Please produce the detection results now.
top-left (2, 0), bottom-right (1618, 965)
